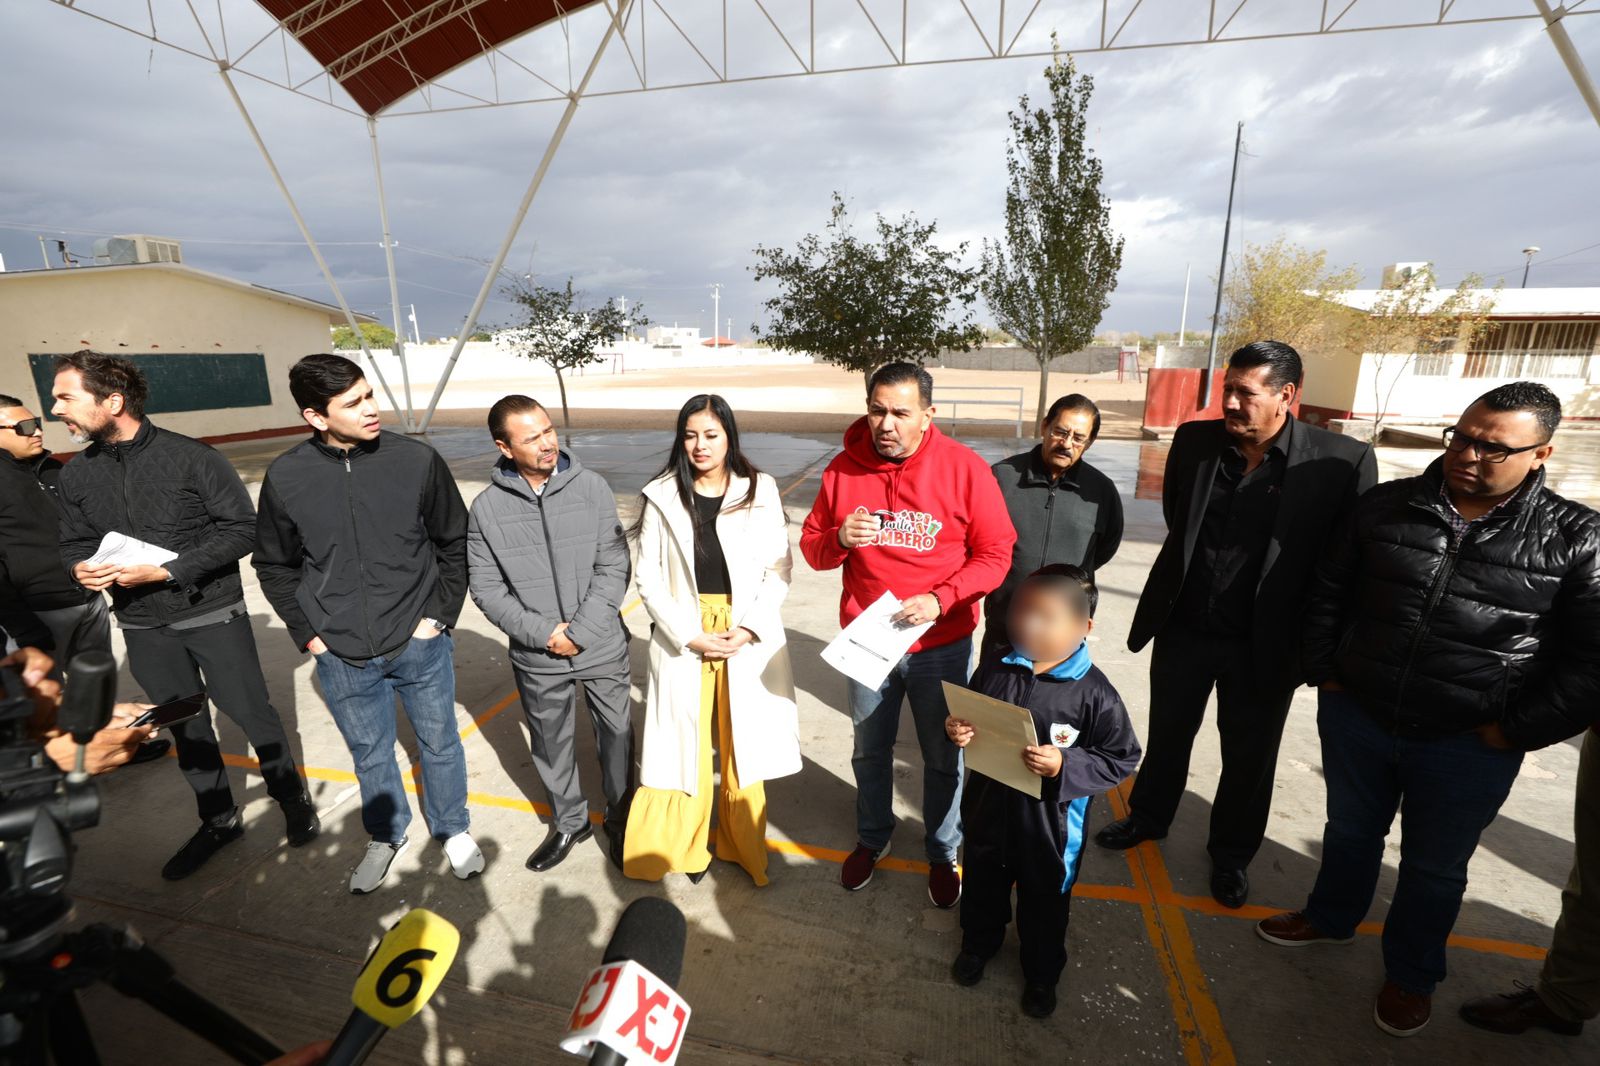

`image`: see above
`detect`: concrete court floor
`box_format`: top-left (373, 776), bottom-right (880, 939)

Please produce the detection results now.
top-left (57, 423), bottom-right (1600, 1065)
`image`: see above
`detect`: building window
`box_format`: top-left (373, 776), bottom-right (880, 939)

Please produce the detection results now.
top-left (1410, 351), bottom-right (1452, 376)
top-left (1463, 320), bottom-right (1597, 379)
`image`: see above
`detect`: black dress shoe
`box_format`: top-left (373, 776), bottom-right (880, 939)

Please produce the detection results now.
top-left (129, 739), bottom-right (172, 765)
top-left (525, 824), bottom-right (594, 872)
top-left (601, 818), bottom-right (626, 872)
top-left (950, 951), bottom-right (988, 987)
top-left (686, 868), bottom-right (709, 885)
top-left (1459, 985), bottom-right (1584, 1036)
top-left (1094, 816), bottom-right (1168, 850)
top-left (1211, 866), bottom-right (1249, 909)
top-left (1021, 983), bottom-right (1058, 1018)
top-left (162, 817), bottom-right (244, 881)
top-left (280, 793), bottom-right (321, 848)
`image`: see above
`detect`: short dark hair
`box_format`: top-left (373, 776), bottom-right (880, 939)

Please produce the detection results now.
top-left (1022, 562), bottom-right (1098, 619)
top-left (867, 362), bottom-right (934, 409)
top-left (289, 353), bottom-right (365, 414)
top-left (53, 352), bottom-right (149, 419)
top-left (487, 394), bottom-right (547, 443)
top-left (1473, 380), bottom-right (1563, 441)
top-left (0, 394), bottom-right (23, 409)
top-left (1043, 394), bottom-right (1102, 439)
top-left (1227, 340), bottom-right (1303, 391)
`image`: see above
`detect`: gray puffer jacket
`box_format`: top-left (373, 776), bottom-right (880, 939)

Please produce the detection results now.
top-left (467, 452), bottom-right (631, 674)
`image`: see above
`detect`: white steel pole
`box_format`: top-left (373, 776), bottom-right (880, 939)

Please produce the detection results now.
top-left (417, 1), bottom-right (632, 432)
top-left (1534, 0), bottom-right (1600, 132)
top-left (216, 64), bottom-right (405, 419)
top-left (409, 304), bottom-right (421, 345)
top-left (1178, 262), bottom-right (1191, 347)
top-left (367, 115), bottom-right (415, 431)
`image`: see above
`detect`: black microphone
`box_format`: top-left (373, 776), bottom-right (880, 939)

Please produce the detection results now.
top-left (58, 651), bottom-right (117, 745)
top-left (562, 898), bottom-right (691, 1066)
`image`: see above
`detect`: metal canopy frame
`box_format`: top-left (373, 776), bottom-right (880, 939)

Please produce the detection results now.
top-left (39, 0), bottom-right (1600, 432)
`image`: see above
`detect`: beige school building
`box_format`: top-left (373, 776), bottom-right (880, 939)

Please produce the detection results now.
top-left (0, 260), bottom-right (372, 454)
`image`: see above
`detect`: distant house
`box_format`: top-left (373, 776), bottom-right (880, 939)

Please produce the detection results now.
top-left (0, 255), bottom-right (375, 454)
top-left (1300, 285), bottom-right (1600, 426)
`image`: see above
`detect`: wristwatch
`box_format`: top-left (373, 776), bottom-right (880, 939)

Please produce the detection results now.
top-left (422, 617), bottom-right (447, 632)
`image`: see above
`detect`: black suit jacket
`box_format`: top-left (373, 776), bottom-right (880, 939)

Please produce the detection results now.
top-left (1127, 417), bottom-right (1378, 690)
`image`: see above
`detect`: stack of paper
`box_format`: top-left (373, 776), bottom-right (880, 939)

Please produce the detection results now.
top-left (85, 531), bottom-right (178, 568)
top-left (820, 592), bottom-right (935, 691)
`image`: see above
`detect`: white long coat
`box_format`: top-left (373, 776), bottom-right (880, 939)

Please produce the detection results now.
top-left (635, 471), bottom-right (802, 795)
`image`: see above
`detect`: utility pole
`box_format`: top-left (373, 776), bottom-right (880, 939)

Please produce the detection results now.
top-left (408, 303), bottom-right (421, 345)
top-left (1202, 122), bottom-right (1243, 408)
top-left (709, 283), bottom-right (722, 341)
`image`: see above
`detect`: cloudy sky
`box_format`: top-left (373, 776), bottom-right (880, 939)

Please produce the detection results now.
top-left (3, 0), bottom-right (1598, 341)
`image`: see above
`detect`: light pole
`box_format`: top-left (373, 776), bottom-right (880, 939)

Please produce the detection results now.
top-left (709, 283), bottom-right (722, 341)
top-left (1521, 246), bottom-right (1540, 288)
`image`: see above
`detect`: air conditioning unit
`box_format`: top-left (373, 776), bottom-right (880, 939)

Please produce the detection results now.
top-left (92, 234), bottom-right (184, 266)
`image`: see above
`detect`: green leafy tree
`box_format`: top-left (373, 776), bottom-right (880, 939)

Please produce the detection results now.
top-left (1220, 237), bottom-right (1361, 354)
top-left (500, 277), bottom-right (646, 427)
top-left (981, 49), bottom-right (1124, 422)
top-left (750, 192), bottom-right (984, 376)
top-left (331, 322), bottom-right (397, 351)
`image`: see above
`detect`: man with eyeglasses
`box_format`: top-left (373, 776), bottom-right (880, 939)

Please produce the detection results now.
top-left (1258, 381), bottom-right (1600, 1039)
top-left (985, 394), bottom-right (1123, 660)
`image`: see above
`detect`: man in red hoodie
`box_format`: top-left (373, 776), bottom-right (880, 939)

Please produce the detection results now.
top-left (802, 362), bottom-right (1016, 908)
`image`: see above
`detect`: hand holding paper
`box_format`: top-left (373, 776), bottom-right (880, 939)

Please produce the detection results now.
top-left (820, 592), bottom-right (935, 691)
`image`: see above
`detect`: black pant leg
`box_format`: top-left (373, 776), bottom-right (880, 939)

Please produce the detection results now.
top-left (1016, 874), bottom-right (1074, 989)
top-left (958, 850), bottom-right (1015, 960)
top-left (123, 625), bottom-right (236, 823)
top-left (181, 615), bottom-right (304, 806)
top-left (1126, 632), bottom-right (1219, 830)
top-left (1207, 653), bottom-right (1295, 869)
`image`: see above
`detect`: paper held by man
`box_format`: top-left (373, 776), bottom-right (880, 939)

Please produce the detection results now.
top-left (819, 591), bottom-right (935, 691)
top-left (941, 681), bottom-right (1043, 799)
top-left (85, 531), bottom-right (178, 568)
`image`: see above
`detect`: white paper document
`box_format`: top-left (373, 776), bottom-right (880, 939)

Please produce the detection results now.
top-left (942, 681), bottom-right (1042, 799)
top-left (820, 592), bottom-right (935, 691)
top-left (85, 531), bottom-right (178, 568)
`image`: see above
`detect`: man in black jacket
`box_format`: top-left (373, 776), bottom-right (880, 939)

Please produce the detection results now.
top-left (0, 393), bottom-right (112, 664)
top-left (51, 354), bottom-right (317, 880)
top-left (985, 394), bottom-right (1124, 660)
top-left (1096, 341), bottom-right (1377, 908)
top-left (254, 354), bottom-right (480, 895)
top-left (1258, 382), bottom-right (1600, 1038)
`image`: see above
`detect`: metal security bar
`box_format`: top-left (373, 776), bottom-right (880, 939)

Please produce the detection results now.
top-left (1463, 320), bottom-right (1599, 379)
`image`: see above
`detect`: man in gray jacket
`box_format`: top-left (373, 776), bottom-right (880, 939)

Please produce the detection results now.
top-left (468, 394), bottom-right (635, 873)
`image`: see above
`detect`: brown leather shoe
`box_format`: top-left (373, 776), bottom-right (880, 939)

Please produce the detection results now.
top-left (1459, 984), bottom-right (1584, 1036)
top-left (1256, 910), bottom-right (1356, 947)
top-left (1375, 980), bottom-right (1431, 1037)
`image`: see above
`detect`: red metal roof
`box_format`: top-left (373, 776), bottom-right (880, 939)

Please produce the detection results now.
top-left (256, 0), bottom-right (601, 116)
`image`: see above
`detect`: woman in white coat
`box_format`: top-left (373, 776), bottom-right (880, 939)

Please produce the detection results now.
top-left (622, 394), bottom-right (801, 886)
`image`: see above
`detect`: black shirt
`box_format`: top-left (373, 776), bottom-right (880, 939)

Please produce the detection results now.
top-left (692, 493), bottom-right (730, 596)
top-left (1173, 417), bottom-right (1293, 636)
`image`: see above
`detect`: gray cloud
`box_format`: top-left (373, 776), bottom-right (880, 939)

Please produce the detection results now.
top-left (3, 2), bottom-right (1596, 342)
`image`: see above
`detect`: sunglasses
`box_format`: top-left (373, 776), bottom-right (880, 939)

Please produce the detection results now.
top-left (3, 418), bottom-right (42, 437)
top-left (1442, 426), bottom-right (1543, 465)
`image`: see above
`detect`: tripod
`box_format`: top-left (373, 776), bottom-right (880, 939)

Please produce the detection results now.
top-left (0, 898), bottom-right (286, 1065)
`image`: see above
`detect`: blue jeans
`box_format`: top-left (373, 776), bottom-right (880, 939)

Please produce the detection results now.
top-left (315, 632), bottom-right (470, 843)
top-left (1304, 688), bottom-right (1523, 995)
top-left (847, 637), bottom-right (970, 863)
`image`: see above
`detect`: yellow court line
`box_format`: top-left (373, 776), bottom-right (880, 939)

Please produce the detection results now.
top-left (1108, 779), bottom-right (1237, 1065)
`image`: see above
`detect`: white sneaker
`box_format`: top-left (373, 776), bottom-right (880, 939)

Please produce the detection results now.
top-left (350, 837), bottom-right (409, 895)
top-left (444, 831), bottom-right (485, 880)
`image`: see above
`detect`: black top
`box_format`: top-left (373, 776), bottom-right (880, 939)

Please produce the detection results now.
top-left (1302, 460), bottom-right (1600, 749)
top-left (1172, 418), bottom-right (1293, 636)
top-left (692, 493), bottom-right (730, 596)
top-left (987, 447), bottom-right (1124, 644)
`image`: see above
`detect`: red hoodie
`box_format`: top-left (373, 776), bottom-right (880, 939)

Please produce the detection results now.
top-left (801, 418), bottom-right (1016, 653)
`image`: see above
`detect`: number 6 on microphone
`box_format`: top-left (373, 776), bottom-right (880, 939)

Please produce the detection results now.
top-left (328, 908), bottom-right (462, 1066)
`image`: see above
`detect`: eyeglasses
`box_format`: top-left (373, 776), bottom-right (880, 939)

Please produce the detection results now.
top-left (1046, 427), bottom-right (1092, 447)
top-left (2, 418), bottom-right (42, 437)
top-left (1442, 426), bottom-right (1544, 464)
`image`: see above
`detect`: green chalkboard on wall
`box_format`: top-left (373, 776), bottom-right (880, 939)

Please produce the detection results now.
top-left (28, 353), bottom-right (274, 419)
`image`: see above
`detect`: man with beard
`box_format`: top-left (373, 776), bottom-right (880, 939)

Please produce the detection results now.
top-left (1096, 341), bottom-right (1376, 909)
top-left (51, 353), bottom-right (317, 880)
top-left (985, 394), bottom-right (1124, 661)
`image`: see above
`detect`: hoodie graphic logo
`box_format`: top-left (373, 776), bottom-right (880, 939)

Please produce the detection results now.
top-left (855, 506), bottom-right (943, 552)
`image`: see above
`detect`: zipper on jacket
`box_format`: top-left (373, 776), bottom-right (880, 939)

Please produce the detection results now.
top-left (1391, 538), bottom-right (1461, 724)
top-left (116, 442), bottom-right (166, 626)
top-left (343, 451), bottom-right (377, 656)
top-left (1038, 484), bottom-right (1057, 569)
top-left (535, 492), bottom-right (572, 669)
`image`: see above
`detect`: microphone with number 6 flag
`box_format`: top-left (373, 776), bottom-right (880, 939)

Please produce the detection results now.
top-left (326, 908), bottom-right (461, 1066)
top-left (561, 897), bottom-right (691, 1066)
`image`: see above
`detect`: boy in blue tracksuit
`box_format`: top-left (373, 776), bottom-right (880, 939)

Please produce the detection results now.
top-left (945, 563), bottom-right (1141, 1018)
